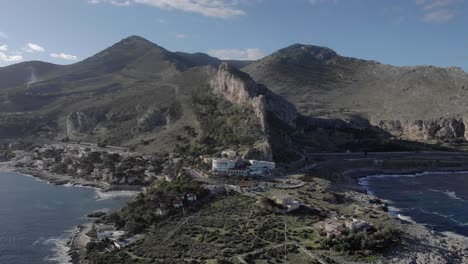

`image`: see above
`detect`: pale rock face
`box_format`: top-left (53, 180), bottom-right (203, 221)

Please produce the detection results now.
top-left (209, 63), bottom-right (299, 161)
top-left (66, 112), bottom-right (96, 137)
top-left (375, 117), bottom-right (466, 141)
top-left (242, 140), bottom-right (273, 161)
top-left (210, 63), bottom-right (298, 131)
top-left (132, 107), bottom-right (173, 134)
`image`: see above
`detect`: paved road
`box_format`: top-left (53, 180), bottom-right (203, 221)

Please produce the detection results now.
top-left (306, 151), bottom-right (468, 160)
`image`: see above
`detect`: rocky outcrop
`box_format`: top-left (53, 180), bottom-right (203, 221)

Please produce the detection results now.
top-left (132, 105), bottom-right (179, 134)
top-left (210, 63), bottom-right (299, 131)
top-left (242, 140), bottom-right (273, 161)
top-left (375, 117), bottom-right (466, 141)
top-left (66, 112), bottom-right (98, 137)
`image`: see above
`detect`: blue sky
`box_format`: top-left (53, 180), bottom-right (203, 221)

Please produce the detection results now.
top-left (0, 0), bottom-right (467, 70)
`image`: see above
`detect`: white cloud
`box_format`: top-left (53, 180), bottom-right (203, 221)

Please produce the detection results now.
top-left (23, 43), bottom-right (46, 53)
top-left (88, 0), bottom-right (246, 19)
top-left (175, 33), bottom-right (187, 39)
top-left (422, 8), bottom-right (454, 22)
top-left (416, 0), bottom-right (457, 23)
top-left (0, 44), bottom-right (7, 51)
top-left (207, 48), bottom-right (265, 60)
top-left (0, 32), bottom-right (7, 39)
top-left (0, 52), bottom-right (22, 62)
top-left (309, 0), bottom-right (338, 5)
top-left (50, 52), bottom-right (79, 61)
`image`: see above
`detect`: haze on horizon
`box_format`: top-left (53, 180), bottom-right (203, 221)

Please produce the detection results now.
top-left (0, 0), bottom-right (467, 71)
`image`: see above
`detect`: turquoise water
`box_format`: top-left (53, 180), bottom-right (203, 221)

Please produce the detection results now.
top-left (0, 172), bottom-right (130, 264)
top-left (359, 171), bottom-right (468, 236)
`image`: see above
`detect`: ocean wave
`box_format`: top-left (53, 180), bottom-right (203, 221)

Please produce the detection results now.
top-left (397, 213), bottom-right (416, 224)
top-left (42, 234), bottom-right (72, 264)
top-left (427, 188), bottom-right (467, 202)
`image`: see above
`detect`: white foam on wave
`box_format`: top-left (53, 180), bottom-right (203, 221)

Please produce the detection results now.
top-left (42, 233), bottom-right (72, 264)
top-left (443, 191), bottom-right (465, 202)
top-left (397, 213), bottom-right (417, 224)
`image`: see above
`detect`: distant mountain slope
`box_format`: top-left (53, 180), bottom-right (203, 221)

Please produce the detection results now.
top-left (243, 44), bottom-right (468, 142)
top-left (0, 61), bottom-right (59, 90)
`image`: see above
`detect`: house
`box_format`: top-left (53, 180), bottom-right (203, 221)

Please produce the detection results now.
top-left (275, 197), bottom-right (302, 212)
top-left (212, 158), bottom-right (237, 172)
top-left (92, 167), bottom-right (104, 179)
top-left (173, 199), bottom-right (183, 208)
top-left (187, 193), bottom-right (197, 202)
top-left (102, 168), bottom-right (114, 182)
top-left (156, 208), bottom-right (168, 216)
top-left (345, 218), bottom-right (373, 233)
top-left (323, 220), bottom-right (346, 238)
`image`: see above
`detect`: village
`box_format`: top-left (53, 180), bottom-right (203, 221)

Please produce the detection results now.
top-left (4, 141), bottom-right (388, 263)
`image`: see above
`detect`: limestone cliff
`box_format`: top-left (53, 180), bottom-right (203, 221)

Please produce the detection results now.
top-left (209, 63), bottom-right (301, 161)
top-left (210, 63), bottom-right (298, 131)
top-left (375, 117), bottom-right (466, 141)
top-left (66, 112), bottom-right (98, 137)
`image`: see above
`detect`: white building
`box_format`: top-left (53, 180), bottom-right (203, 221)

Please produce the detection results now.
top-left (212, 158), bottom-right (237, 172)
top-left (249, 160), bottom-right (276, 175)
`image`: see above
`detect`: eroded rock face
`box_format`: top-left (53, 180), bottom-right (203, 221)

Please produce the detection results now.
top-left (132, 106), bottom-right (178, 134)
top-left (375, 117), bottom-right (466, 141)
top-left (66, 112), bottom-right (97, 137)
top-left (210, 63), bottom-right (298, 130)
top-left (242, 140), bottom-right (273, 161)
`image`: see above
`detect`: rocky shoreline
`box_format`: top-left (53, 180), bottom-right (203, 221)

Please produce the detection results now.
top-left (0, 163), bottom-right (138, 264)
top-left (343, 167), bottom-right (468, 264)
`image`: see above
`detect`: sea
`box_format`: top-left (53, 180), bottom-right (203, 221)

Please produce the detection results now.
top-left (359, 171), bottom-right (468, 237)
top-left (0, 171), bottom-right (133, 264)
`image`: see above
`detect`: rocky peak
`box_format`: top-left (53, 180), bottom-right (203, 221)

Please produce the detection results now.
top-left (274, 43), bottom-right (338, 62)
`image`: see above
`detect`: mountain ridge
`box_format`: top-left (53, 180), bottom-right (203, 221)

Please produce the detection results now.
top-left (1, 35), bottom-right (468, 156)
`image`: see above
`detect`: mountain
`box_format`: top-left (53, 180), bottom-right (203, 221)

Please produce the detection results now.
top-left (243, 44), bottom-right (468, 142)
top-left (0, 36), bottom-right (306, 161)
top-left (2, 36), bottom-right (466, 159)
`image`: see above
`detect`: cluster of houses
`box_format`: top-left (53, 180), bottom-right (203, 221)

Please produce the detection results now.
top-left (155, 192), bottom-right (199, 217)
top-left (209, 150), bottom-right (276, 177)
top-left (316, 217), bottom-right (374, 239)
top-left (15, 143), bottom-right (181, 186)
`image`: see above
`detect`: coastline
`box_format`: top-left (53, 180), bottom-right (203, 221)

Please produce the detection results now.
top-left (0, 163), bottom-right (138, 264)
top-left (345, 167), bottom-right (468, 263)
